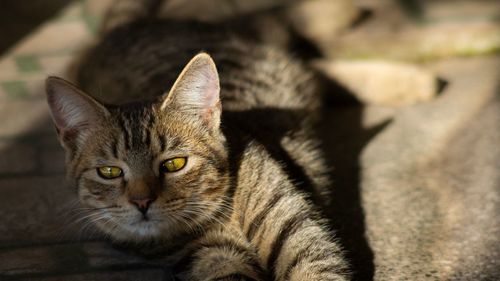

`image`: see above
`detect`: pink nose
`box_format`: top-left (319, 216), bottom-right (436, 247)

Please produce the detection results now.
top-left (129, 198), bottom-right (155, 214)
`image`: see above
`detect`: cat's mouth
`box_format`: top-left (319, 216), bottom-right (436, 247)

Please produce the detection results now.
top-left (131, 214), bottom-right (158, 225)
top-left (130, 220), bottom-right (153, 227)
top-left (126, 216), bottom-right (163, 237)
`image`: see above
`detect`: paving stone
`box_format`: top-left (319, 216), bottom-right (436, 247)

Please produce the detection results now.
top-left (0, 132), bottom-right (64, 177)
top-left (39, 145), bottom-right (66, 174)
top-left (13, 20), bottom-right (92, 56)
top-left (0, 242), bottom-right (151, 276)
top-left (0, 99), bottom-right (53, 137)
top-left (0, 175), bottom-right (98, 244)
top-left (0, 141), bottom-right (38, 174)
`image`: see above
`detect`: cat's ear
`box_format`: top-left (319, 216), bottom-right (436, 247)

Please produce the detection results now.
top-left (46, 76), bottom-right (109, 147)
top-left (162, 53), bottom-right (221, 128)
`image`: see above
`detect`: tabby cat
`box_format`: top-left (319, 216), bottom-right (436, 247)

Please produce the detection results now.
top-left (46, 19), bottom-right (349, 280)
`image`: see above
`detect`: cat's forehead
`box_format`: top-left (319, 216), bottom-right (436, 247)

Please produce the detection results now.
top-left (112, 101), bottom-right (156, 121)
top-left (103, 102), bottom-right (195, 153)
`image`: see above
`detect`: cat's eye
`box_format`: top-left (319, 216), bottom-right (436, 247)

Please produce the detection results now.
top-left (160, 157), bottom-right (187, 173)
top-left (97, 166), bottom-right (123, 179)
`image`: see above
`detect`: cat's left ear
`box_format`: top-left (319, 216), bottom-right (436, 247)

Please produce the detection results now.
top-left (162, 53), bottom-right (221, 128)
top-left (46, 76), bottom-right (109, 149)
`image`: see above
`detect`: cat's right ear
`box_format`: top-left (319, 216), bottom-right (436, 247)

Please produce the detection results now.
top-left (161, 53), bottom-right (221, 129)
top-left (45, 76), bottom-right (109, 147)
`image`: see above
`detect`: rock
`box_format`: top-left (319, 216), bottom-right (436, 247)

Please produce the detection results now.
top-left (287, 0), bottom-right (359, 45)
top-left (315, 60), bottom-right (438, 106)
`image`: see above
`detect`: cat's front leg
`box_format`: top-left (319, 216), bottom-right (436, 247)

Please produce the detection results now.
top-left (240, 187), bottom-right (351, 281)
top-left (176, 228), bottom-right (267, 281)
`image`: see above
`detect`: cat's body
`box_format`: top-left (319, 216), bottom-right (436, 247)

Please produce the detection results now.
top-left (77, 20), bottom-right (330, 204)
top-left (46, 19), bottom-right (349, 280)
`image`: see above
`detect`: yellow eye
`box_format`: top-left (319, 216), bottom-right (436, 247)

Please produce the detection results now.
top-left (161, 157), bottom-right (187, 173)
top-left (97, 166), bottom-right (123, 179)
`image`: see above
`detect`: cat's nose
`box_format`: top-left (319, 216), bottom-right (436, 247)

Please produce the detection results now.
top-left (129, 197), bottom-right (155, 215)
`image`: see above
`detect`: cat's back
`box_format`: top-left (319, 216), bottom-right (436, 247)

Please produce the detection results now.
top-left (77, 19), bottom-right (319, 113)
top-left (77, 19), bottom-right (330, 203)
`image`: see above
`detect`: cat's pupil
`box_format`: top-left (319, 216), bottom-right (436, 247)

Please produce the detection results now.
top-left (97, 166), bottom-right (122, 179)
top-left (161, 157), bottom-right (187, 173)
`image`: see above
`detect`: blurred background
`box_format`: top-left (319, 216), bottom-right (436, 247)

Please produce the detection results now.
top-left (0, 0), bottom-right (71, 54)
top-left (0, 0), bottom-right (498, 280)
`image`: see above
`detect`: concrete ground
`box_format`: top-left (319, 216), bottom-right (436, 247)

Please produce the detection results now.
top-left (0, 1), bottom-right (498, 280)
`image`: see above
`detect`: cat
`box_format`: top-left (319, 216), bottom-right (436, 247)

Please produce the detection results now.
top-left (45, 19), bottom-right (350, 280)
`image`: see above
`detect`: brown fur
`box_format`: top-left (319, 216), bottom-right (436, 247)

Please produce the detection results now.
top-left (46, 19), bottom-right (349, 280)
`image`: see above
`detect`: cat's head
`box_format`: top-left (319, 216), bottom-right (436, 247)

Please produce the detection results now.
top-left (46, 53), bottom-right (230, 242)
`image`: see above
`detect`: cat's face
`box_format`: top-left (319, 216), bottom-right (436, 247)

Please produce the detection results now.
top-left (46, 54), bottom-right (229, 242)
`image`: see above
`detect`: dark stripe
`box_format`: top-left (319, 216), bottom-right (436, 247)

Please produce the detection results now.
top-left (202, 179), bottom-right (226, 196)
top-left (315, 260), bottom-right (351, 278)
top-left (203, 144), bottom-right (226, 165)
top-left (72, 149), bottom-right (86, 181)
top-left (159, 134), bottom-right (166, 151)
top-left (221, 178), bottom-right (237, 219)
top-left (169, 137), bottom-right (182, 150)
top-left (199, 242), bottom-right (264, 280)
top-left (84, 178), bottom-right (115, 191)
top-left (97, 147), bottom-right (107, 158)
top-left (213, 273), bottom-right (257, 281)
top-left (316, 263), bottom-right (349, 275)
top-left (173, 237), bottom-right (261, 278)
top-left (118, 116), bottom-right (131, 150)
top-left (198, 142), bottom-right (227, 177)
top-left (171, 244), bottom-right (198, 275)
top-left (142, 111), bottom-right (153, 146)
top-left (144, 127), bottom-right (151, 146)
top-left (282, 242), bottom-right (315, 281)
top-left (147, 109), bottom-right (155, 127)
top-left (111, 138), bottom-right (119, 158)
top-left (130, 115), bottom-right (143, 148)
top-left (200, 240), bottom-right (249, 257)
top-left (262, 145), bottom-right (316, 201)
top-left (267, 211), bottom-right (309, 278)
top-left (239, 169), bottom-right (263, 228)
top-left (283, 250), bottom-right (347, 280)
top-left (220, 81), bottom-right (239, 93)
top-left (245, 192), bottom-right (285, 240)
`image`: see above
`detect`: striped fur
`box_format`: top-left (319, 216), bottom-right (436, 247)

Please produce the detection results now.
top-left (47, 19), bottom-right (349, 280)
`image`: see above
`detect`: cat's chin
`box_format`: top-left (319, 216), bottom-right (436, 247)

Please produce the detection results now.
top-left (96, 217), bottom-right (169, 242)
